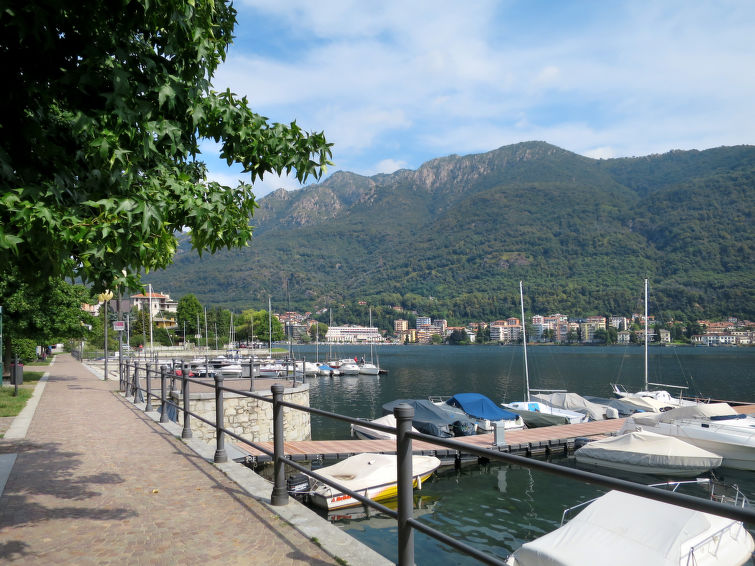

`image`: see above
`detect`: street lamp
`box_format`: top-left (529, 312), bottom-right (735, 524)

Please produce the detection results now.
top-left (98, 290), bottom-right (114, 380)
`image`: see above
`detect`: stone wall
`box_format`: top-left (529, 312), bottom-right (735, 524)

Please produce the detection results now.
top-left (180, 383), bottom-right (311, 444)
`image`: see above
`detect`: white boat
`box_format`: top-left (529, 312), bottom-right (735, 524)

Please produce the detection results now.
top-left (257, 362), bottom-right (286, 378)
top-left (294, 361), bottom-right (320, 377)
top-left (505, 486), bottom-right (755, 566)
top-left (308, 453), bottom-right (441, 510)
top-left (317, 364), bottom-right (340, 376)
top-left (359, 308), bottom-right (382, 375)
top-left (502, 282), bottom-right (593, 427)
top-left (503, 401), bottom-right (588, 425)
top-left (350, 413), bottom-right (420, 440)
top-left (339, 360), bottom-right (360, 375)
top-left (575, 430), bottom-right (723, 476)
top-left (611, 279), bottom-right (697, 410)
top-left (620, 403), bottom-right (755, 470)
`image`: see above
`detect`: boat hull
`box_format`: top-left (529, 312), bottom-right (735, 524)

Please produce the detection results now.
top-left (310, 470), bottom-right (436, 510)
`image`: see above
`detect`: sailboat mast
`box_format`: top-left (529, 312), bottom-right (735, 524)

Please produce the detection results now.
top-left (644, 278), bottom-right (649, 390)
top-left (369, 307), bottom-right (374, 364)
top-left (520, 281), bottom-right (531, 402)
top-left (268, 296), bottom-right (272, 358)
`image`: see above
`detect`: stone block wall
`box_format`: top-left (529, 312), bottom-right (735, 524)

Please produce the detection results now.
top-left (182, 383), bottom-right (311, 444)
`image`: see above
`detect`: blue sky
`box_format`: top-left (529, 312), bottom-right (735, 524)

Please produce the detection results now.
top-left (202, 1), bottom-right (755, 197)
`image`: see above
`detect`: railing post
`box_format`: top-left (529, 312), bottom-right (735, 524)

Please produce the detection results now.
top-left (394, 403), bottom-right (415, 566)
top-left (159, 365), bottom-right (168, 424)
top-left (119, 357), bottom-right (124, 392)
top-left (133, 363), bottom-right (140, 403)
top-left (270, 384), bottom-right (288, 506)
top-left (181, 362), bottom-right (192, 439)
top-left (124, 361), bottom-right (132, 396)
top-left (249, 357), bottom-right (254, 391)
top-left (145, 362), bottom-right (153, 412)
top-left (213, 373), bottom-right (228, 463)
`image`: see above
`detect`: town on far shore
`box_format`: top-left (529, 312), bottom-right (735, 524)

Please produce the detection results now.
top-left (90, 290), bottom-right (755, 348)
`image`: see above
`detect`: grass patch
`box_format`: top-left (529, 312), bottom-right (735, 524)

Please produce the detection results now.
top-left (21, 371), bottom-right (44, 384)
top-left (0, 386), bottom-right (33, 417)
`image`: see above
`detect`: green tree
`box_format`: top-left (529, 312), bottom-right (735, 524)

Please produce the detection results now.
top-left (177, 294), bottom-right (203, 335)
top-left (253, 311), bottom-right (285, 344)
top-left (308, 322), bottom-right (329, 342)
top-left (1, 1), bottom-right (331, 292)
top-left (0, 268), bottom-right (93, 369)
top-left (447, 329), bottom-right (470, 345)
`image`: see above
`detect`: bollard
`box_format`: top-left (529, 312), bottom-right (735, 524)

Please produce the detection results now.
top-left (213, 373), bottom-right (228, 463)
top-left (270, 384), bottom-right (288, 505)
top-left (394, 403), bottom-right (415, 566)
top-left (159, 365), bottom-right (169, 424)
top-left (145, 363), bottom-right (153, 412)
top-left (181, 362), bottom-right (192, 439)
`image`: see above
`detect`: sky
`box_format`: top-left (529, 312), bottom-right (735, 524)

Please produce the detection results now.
top-left (202, 1), bottom-right (755, 197)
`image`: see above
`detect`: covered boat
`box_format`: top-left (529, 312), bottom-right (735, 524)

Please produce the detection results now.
top-left (350, 413), bottom-right (420, 441)
top-left (621, 403), bottom-right (755, 470)
top-left (440, 393), bottom-right (525, 431)
top-left (506, 489), bottom-right (755, 566)
top-left (308, 453), bottom-right (441, 510)
top-left (532, 392), bottom-right (619, 421)
top-left (575, 431), bottom-right (723, 476)
top-left (503, 400), bottom-right (588, 425)
top-left (502, 406), bottom-right (571, 428)
top-left (382, 399), bottom-right (476, 437)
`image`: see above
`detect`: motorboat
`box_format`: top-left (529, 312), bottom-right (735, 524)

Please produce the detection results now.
top-left (317, 364), bottom-right (341, 376)
top-left (382, 399), bottom-right (476, 437)
top-left (294, 360), bottom-right (320, 377)
top-left (257, 362), bottom-right (287, 378)
top-left (505, 483), bottom-right (755, 566)
top-left (307, 453), bottom-right (441, 510)
top-left (351, 413), bottom-right (420, 441)
top-left (432, 393), bottom-right (525, 432)
top-left (610, 279), bottom-right (697, 410)
top-left (358, 362), bottom-right (380, 375)
top-left (532, 391), bottom-right (619, 421)
top-left (501, 405), bottom-right (571, 428)
top-left (339, 360), bottom-right (360, 375)
top-left (575, 430), bottom-right (723, 476)
top-left (620, 403), bottom-right (755, 470)
top-left (502, 400), bottom-right (588, 425)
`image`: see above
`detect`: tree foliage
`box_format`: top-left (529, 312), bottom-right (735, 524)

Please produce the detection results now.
top-left (0, 1), bottom-right (331, 292)
top-left (176, 294), bottom-right (203, 335)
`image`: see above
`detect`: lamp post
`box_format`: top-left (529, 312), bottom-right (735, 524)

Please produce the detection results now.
top-left (98, 290), bottom-right (114, 380)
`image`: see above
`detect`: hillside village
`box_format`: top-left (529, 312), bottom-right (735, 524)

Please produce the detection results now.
top-left (94, 290), bottom-right (755, 347)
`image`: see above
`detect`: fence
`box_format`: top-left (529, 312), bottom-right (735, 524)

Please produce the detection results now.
top-left (119, 358), bottom-right (755, 566)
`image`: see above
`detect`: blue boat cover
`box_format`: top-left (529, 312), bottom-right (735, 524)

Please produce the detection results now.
top-left (446, 393), bottom-right (519, 421)
top-left (382, 399), bottom-right (475, 438)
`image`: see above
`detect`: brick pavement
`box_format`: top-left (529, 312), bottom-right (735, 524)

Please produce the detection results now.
top-left (0, 354), bottom-right (342, 565)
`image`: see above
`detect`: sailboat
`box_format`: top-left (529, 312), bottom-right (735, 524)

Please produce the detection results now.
top-left (502, 282), bottom-right (589, 426)
top-left (358, 308), bottom-right (380, 375)
top-left (611, 279), bottom-right (696, 411)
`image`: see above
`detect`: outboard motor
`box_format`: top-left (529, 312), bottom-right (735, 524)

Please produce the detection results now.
top-left (286, 473), bottom-right (311, 501)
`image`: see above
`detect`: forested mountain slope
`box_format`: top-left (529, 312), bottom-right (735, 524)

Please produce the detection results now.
top-left (147, 142), bottom-right (755, 322)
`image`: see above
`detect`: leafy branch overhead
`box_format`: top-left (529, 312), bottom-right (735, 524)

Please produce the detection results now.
top-left (0, 0), bottom-right (332, 292)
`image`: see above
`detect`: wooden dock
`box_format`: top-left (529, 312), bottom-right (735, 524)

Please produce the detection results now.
top-left (234, 418), bottom-right (627, 465)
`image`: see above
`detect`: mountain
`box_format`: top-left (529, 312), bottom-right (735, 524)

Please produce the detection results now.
top-left (146, 142), bottom-right (755, 322)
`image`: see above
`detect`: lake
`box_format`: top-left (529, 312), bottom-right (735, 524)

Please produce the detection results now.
top-left (290, 344), bottom-right (755, 565)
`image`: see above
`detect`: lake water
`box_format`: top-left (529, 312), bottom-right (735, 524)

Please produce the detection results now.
top-left (291, 344), bottom-right (755, 565)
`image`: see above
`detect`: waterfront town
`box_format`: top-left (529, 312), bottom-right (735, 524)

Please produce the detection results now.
top-left (100, 289), bottom-right (755, 347)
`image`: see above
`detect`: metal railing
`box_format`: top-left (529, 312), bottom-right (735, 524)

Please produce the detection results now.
top-left (120, 358), bottom-right (755, 566)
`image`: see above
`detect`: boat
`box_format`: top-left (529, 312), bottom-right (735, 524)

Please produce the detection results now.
top-left (350, 413), bottom-right (420, 440)
top-left (610, 279), bottom-right (697, 410)
top-left (294, 360), bottom-right (320, 377)
top-left (339, 359), bottom-right (361, 375)
top-left (620, 403), bottom-right (755, 470)
top-left (505, 482), bottom-right (755, 566)
top-left (531, 391), bottom-right (619, 421)
top-left (432, 393), bottom-right (525, 432)
top-left (317, 363), bottom-right (341, 376)
top-left (359, 308), bottom-right (381, 375)
top-left (382, 399), bottom-right (476, 437)
top-left (501, 282), bottom-right (592, 427)
top-left (575, 430), bottom-right (723, 476)
top-left (308, 453), bottom-right (441, 510)
top-left (257, 362), bottom-right (287, 378)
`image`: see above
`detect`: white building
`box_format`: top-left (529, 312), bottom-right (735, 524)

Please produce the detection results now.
top-left (130, 291), bottom-right (178, 316)
top-left (325, 325), bottom-right (382, 343)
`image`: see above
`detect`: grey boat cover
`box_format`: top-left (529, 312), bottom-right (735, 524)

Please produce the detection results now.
top-left (575, 431), bottom-right (723, 473)
top-left (507, 489), bottom-right (754, 566)
top-left (630, 402), bottom-right (740, 427)
top-left (532, 392), bottom-right (617, 420)
top-left (505, 407), bottom-right (570, 428)
top-left (382, 399), bottom-right (475, 437)
top-left (584, 396), bottom-right (644, 417)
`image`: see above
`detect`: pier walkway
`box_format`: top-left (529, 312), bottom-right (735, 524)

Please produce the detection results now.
top-left (0, 354), bottom-right (388, 565)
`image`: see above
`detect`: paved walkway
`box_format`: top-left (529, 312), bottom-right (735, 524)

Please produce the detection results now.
top-left (0, 354), bottom-right (372, 565)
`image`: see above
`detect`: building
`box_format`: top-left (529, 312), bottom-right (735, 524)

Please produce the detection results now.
top-left (394, 319), bottom-right (409, 333)
top-left (416, 316), bottom-right (432, 329)
top-left (325, 325), bottom-right (382, 343)
top-left (130, 291), bottom-right (178, 316)
top-left (490, 318), bottom-right (522, 343)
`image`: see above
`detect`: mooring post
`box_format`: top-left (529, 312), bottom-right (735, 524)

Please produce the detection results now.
top-left (394, 403), bottom-right (415, 566)
top-left (145, 362), bottom-right (153, 412)
top-left (213, 372), bottom-right (228, 463)
top-left (270, 384), bottom-right (288, 505)
top-left (159, 365), bottom-right (168, 424)
top-left (181, 362), bottom-right (192, 439)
